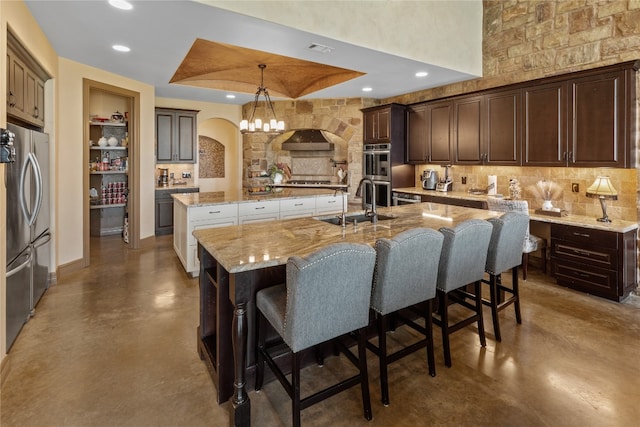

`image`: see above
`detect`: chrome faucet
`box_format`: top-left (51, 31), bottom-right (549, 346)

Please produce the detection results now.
top-left (356, 176), bottom-right (377, 224)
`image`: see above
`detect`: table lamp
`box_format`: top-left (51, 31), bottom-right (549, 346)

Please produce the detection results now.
top-left (585, 176), bottom-right (617, 222)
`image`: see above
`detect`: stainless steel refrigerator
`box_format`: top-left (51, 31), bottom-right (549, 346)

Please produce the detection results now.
top-left (5, 123), bottom-right (51, 351)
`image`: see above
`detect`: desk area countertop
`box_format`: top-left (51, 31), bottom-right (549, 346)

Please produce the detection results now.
top-left (193, 202), bottom-right (498, 274)
top-left (172, 188), bottom-right (346, 207)
top-left (393, 186), bottom-right (638, 234)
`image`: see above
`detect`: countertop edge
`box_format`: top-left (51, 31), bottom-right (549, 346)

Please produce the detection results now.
top-left (394, 187), bottom-right (638, 234)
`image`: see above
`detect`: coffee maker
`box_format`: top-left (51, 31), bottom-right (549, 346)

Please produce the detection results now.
top-left (158, 168), bottom-right (169, 187)
top-left (436, 165), bottom-right (453, 192)
top-left (421, 169), bottom-right (438, 190)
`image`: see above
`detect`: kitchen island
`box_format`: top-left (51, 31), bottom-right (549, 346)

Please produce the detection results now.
top-left (172, 188), bottom-right (348, 276)
top-left (192, 202), bottom-right (500, 426)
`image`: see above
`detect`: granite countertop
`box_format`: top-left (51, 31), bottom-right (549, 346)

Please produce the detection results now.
top-left (193, 203), bottom-right (499, 273)
top-left (155, 184), bottom-right (199, 192)
top-left (393, 186), bottom-right (638, 233)
top-left (173, 188), bottom-right (348, 207)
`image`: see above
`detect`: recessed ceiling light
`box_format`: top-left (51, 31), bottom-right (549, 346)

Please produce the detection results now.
top-left (362, 87), bottom-right (373, 92)
top-left (415, 71), bottom-right (429, 77)
top-left (112, 45), bottom-right (130, 52)
top-left (109, 0), bottom-right (133, 10)
top-left (226, 94), bottom-right (236, 99)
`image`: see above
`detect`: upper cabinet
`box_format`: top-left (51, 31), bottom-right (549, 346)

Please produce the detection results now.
top-left (524, 67), bottom-right (634, 168)
top-left (450, 90), bottom-right (521, 165)
top-left (409, 60), bottom-right (637, 168)
top-left (569, 70), bottom-right (629, 168)
top-left (523, 82), bottom-right (568, 166)
top-left (7, 32), bottom-right (49, 128)
top-left (453, 96), bottom-right (483, 164)
top-left (407, 101), bottom-right (453, 164)
top-left (362, 103), bottom-right (405, 145)
top-left (156, 108), bottom-right (198, 163)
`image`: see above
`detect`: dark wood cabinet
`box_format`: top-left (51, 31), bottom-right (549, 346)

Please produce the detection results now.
top-left (454, 90), bottom-right (521, 165)
top-left (408, 60), bottom-right (637, 169)
top-left (156, 108), bottom-right (198, 163)
top-left (7, 32), bottom-right (48, 128)
top-left (523, 81), bottom-right (568, 166)
top-left (485, 89), bottom-right (521, 165)
top-left (569, 70), bottom-right (628, 167)
top-left (406, 101), bottom-right (453, 164)
top-left (524, 63), bottom-right (636, 168)
top-left (406, 105), bottom-right (428, 163)
top-left (550, 224), bottom-right (637, 301)
top-left (453, 96), bottom-right (483, 164)
top-left (155, 187), bottom-right (199, 235)
top-left (362, 103), bottom-right (404, 144)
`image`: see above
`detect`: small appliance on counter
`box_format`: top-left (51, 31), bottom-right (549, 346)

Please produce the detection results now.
top-left (436, 165), bottom-right (453, 192)
top-left (421, 169), bottom-right (438, 190)
top-left (158, 168), bottom-right (169, 187)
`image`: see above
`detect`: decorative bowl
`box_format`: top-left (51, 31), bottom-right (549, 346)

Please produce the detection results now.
top-left (108, 136), bottom-right (119, 146)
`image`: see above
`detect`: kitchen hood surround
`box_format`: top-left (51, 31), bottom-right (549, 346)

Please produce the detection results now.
top-left (281, 129), bottom-right (335, 151)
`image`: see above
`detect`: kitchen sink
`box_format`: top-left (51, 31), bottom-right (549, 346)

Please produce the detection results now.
top-left (317, 212), bottom-right (396, 226)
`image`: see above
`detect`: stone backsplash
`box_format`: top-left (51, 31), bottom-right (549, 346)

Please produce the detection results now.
top-left (414, 164), bottom-right (636, 221)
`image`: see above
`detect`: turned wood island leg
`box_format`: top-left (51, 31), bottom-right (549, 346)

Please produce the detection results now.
top-left (231, 302), bottom-right (250, 426)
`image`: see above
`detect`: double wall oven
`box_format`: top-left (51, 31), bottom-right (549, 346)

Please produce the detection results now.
top-left (362, 143), bottom-right (392, 207)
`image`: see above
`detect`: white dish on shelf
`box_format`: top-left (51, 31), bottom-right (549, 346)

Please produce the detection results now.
top-left (98, 137), bottom-right (107, 146)
top-left (108, 136), bottom-right (119, 146)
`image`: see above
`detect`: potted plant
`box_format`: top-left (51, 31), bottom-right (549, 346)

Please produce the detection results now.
top-left (268, 163), bottom-right (291, 184)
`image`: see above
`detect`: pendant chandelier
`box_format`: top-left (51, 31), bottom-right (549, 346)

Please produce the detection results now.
top-left (240, 64), bottom-right (285, 134)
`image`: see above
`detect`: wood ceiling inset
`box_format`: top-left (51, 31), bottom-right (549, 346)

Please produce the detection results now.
top-left (170, 39), bottom-right (365, 99)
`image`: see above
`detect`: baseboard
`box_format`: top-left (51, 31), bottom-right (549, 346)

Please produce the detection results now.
top-left (1, 353), bottom-right (11, 389)
top-left (57, 257), bottom-right (86, 278)
top-left (139, 235), bottom-right (156, 249)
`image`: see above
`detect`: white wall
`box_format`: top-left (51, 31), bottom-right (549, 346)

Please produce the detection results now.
top-left (203, 0), bottom-right (483, 75)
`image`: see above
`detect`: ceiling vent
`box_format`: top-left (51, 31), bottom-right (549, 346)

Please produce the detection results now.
top-left (308, 43), bottom-right (334, 54)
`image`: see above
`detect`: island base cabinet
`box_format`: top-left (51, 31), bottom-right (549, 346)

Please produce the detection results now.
top-left (550, 224), bottom-right (637, 301)
top-left (197, 248), bottom-right (234, 405)
top-left (174, 202), bottom-right (238, 277)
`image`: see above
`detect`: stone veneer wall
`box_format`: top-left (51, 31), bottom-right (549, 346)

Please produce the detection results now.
top-left (242, 98), bottom-right (380, 200)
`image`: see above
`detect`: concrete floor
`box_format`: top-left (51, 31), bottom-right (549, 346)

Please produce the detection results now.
top-left (1, 234), bottom-right (639, 426)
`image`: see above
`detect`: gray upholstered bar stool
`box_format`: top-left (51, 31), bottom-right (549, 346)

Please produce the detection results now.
top-left (486, 198), bottom-right (547, 280)
top-left (483, 212), bottom-right (530, 342)
top-left (367, 228), bottom-right (444, 406)
top-left (433, 219), bottom-right (493, 368)
top-left (254, 242), bottom-right (377, 427)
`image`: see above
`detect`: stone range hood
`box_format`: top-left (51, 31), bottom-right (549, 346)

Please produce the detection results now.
top-left (281, 129), bottom-right (335, 151)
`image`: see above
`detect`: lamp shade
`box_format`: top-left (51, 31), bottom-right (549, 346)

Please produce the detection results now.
top-left (586, 176), bottom-right (618, 200)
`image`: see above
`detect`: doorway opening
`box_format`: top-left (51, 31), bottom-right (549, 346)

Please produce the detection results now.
top-left (82, 79), bottom-right (140, 266)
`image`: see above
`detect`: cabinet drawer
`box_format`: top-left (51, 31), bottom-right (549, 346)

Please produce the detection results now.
top-left (190, 204), bottom-right (237, 222)
top-left (550, 224), bottom-right (618, 249)
top-left (280, 198), bottom-right (316, 211)
top-left (552, 258), bottom-right (618, 299)
top-left (316, 195), bottom-right (344, 212)
top-left (551, 239), bottom-right (617, 270)
top-left (238, 200), bottom-right (279, 216)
